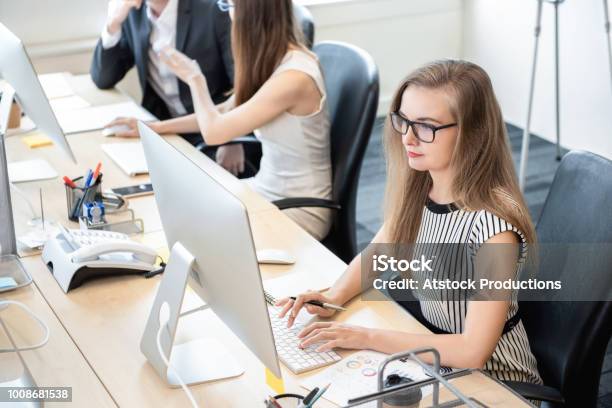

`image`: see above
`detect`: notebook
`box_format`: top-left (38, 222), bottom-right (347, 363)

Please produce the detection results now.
top-left (102, 142), bottom-right (149, 176)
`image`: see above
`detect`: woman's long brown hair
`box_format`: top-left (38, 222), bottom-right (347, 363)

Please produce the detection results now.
top-left (383, 60), bottom-right (536, 245)
top-left (232, 0), bottom-right (305, 106)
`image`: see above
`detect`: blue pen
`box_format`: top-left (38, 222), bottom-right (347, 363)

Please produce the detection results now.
top-left (84, 169), bottom-right (93, 188)
top-left (297, 387), bottom-right (319, 408)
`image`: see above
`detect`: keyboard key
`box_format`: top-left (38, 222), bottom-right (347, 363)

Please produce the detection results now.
top-left (268, 305), bottom-right (341, 374)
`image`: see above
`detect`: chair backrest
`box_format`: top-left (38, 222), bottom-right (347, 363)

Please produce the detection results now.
top-left (314, 41), bottom-right (379, 262)
top-left (293, 3), bottom-right (315, 48)
top-left (520, 151), bottom-right (612, 407)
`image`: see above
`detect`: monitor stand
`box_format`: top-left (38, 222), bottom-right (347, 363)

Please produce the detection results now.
top-left (140, 242), bottom-right (244, 387)
top-left (0, 91), bottom-right (38, 405)
top-left (0, 315), bottom-right (42, 408)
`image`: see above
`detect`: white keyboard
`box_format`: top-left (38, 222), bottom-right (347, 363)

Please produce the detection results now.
top-left (60, 225), bottom-right (129, 250)
top-left (268, 303), bottom-right (342, 374)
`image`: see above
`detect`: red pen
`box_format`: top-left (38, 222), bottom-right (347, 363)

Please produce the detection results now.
top-left (63, 176), bottom-right (77, 188)
top-left (92, 162), bottom-right (102, 182)
top-left (268, 396), bottom-right (282, 408)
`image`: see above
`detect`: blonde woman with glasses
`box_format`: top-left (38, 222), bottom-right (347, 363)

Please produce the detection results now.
top-left (277, 60), bottom-right (543, 385)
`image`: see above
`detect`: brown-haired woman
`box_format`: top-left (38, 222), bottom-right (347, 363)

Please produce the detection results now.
top-left (150, 0), bottom-right (333, 240)
top-left (277, 60), bottom-right (543, 385)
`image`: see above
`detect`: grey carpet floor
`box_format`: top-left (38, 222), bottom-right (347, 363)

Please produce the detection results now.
top-left (354, 118), bottom-right (611, 406)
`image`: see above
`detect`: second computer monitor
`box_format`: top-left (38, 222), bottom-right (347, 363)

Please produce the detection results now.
top-left (0, 22), bottom-right (75, 162)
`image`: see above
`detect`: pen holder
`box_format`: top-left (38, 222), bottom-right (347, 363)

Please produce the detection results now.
top-left (65, 174), bottom-right (103, 222)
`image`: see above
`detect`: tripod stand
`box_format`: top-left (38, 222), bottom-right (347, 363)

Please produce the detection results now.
top-left (519, 0), bottom-right (612, 190)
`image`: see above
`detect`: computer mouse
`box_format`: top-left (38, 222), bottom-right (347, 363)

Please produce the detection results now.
top-left (102, 125), bottom-right (131, 137)
top-left (256, 249), bottom-right (296, 265)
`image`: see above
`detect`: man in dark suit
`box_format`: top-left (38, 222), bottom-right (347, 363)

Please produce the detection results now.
top-left (90, 0), bottom-right (234, 146)
top-left (91, 0), bottom-right (254, 175)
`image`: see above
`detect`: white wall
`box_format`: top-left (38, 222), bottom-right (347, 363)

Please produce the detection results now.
top-left (0, 0), bottom-right (462, 114)
top-left (463, 0), bottom-right (612, 159)
top-left (0, 0), bottom-right (139, 99)
top-left (0, 0), bottom-right (106, 72)
top-left (307, 0), bottom-right (462, 114)
top-left (3, 0), bottom-right (610, 159)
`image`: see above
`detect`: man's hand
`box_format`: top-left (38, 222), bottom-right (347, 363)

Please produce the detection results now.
top-left (106, 0), bottom-right (143, 35)
top-left (216, 144), bottom-right (245, 176)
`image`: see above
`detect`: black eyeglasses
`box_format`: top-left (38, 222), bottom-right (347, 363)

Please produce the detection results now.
top-left (217, 0), bottom-right (233, 12)
top-left (389, 111), bottom-right (457, 143)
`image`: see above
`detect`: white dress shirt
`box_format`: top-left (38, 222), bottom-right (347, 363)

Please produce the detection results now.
top-left (101, 0), bottom-right (187, 117)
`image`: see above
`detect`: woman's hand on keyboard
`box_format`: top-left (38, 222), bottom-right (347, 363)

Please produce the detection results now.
top-left (276, 291), bottom-right (337, 328)
top-left (297, 322), bottom-right (372, 352)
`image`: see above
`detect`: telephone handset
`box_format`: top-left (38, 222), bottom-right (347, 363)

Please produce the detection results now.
top-left (42, 225), bottom-right (159, 292)
top-left (69, 240), bottom-right (157, 263)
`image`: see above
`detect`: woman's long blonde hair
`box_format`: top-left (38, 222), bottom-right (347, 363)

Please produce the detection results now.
top-left (383, 59), bottom-right (536, 245)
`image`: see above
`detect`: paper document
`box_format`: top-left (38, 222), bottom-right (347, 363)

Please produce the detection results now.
top-left (300, 350), bottom-right (435, 407)
top-left (38, 73), bottom-right (74, 99)
top-left (49, 95), bottom-right (90, 112)
top-left (57, 101), bottom-right (156, 134)
top-left (8, 159), bottom-right (58, 183)
top-left (263, 271), bottom-right (337, 301)
top-left (18, 225), bottom-right (60, 250)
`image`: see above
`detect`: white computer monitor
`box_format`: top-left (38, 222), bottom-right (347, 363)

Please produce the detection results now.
top-left (138, 122), bottom-right (281, 386)
top-left (0, 22), bottom-right (75, 162)
top-left (0, 22), bottom-right (76, 259)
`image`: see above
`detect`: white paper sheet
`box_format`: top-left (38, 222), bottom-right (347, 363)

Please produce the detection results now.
top-left (263, 271), bottom-right (338, 301)
top-left (38, 73), bottom-right (74, 99)
top-left (49, 95), bottom-right (91, 112)
top-left (8, 159), bottom-right (58, 183)
top-left (57, 101), bottom-right (156, 134)
top-left (300, 350), bottom-right (434, 407)
top-left (18, 225), bottom-right (60, 250)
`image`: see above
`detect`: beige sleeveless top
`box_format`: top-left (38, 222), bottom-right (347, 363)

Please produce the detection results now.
top-left (244, 49), bottom-right (333, 240)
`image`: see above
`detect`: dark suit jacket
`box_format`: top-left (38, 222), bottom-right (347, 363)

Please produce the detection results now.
top-left (90, 0), bottom-right (233, 145)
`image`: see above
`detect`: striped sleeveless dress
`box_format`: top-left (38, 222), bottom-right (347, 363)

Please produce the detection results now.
top-left (411, 198), bottom-right (542, 384)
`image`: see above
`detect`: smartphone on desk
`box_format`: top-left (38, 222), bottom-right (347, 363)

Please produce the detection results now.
top-left (111, 183), bottom-right (154, 198)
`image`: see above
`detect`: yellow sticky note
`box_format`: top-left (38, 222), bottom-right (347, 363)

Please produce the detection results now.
top-left (265, 368), bottom-right (285, 395)
top-left (22, 134), bottom-right (53, 148)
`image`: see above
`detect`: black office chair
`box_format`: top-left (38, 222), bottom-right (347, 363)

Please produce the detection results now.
top-left (294, 2), bottom-right (315, 48)
top-left (196, 2), bottom-right (316, 177)
top-left (272, 42), bottom-right (379, 262)
top-left (505, 151), bottom-right (612, 407)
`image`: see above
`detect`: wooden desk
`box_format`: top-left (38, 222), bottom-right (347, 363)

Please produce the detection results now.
top-left (5, 74), bottom-right (533, 407)
top-left (8, 74), bottom-right (274, 247)
top-left (0, 277), bottom-right (115, 407)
